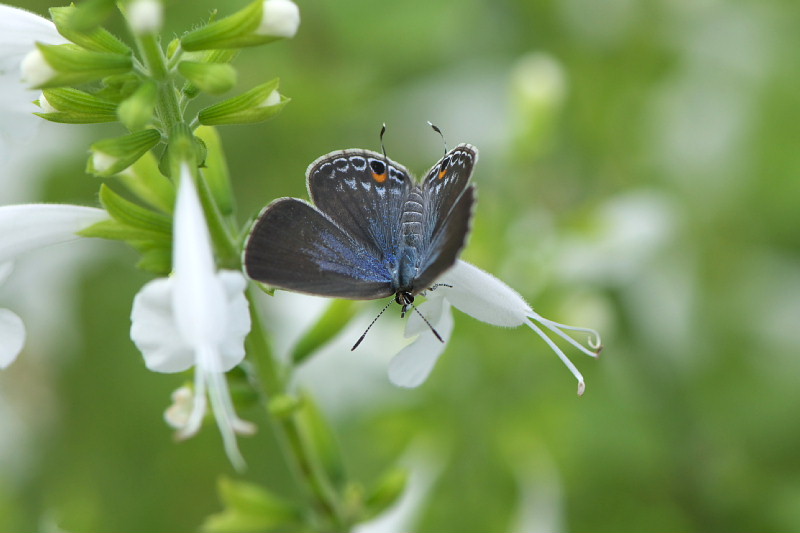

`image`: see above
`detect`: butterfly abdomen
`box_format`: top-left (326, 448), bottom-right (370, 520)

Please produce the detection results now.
top-left (397, 188), bottom-right (426, 291)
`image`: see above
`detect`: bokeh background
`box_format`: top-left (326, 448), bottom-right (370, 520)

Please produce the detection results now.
top-left (2, 0), bottom-right (800, 531)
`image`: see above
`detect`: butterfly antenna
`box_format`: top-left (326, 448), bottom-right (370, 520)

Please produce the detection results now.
top-left (409, 301), bottom-right (444, 343)
top-left (352, 299), bottom-right (394, 351)
top-left (427, 121), bottom-right (448, 156)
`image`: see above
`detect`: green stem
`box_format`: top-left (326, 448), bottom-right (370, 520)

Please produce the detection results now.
top-left (245, 290), bottom-right (349, 531)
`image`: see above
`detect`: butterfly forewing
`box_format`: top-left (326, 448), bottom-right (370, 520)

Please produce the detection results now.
top-left (422, 144), bottom-right (478, 240)
top-left (307, 150), bottom-right (413, 266)
top-left (244, 198), bottom-right (395, 299)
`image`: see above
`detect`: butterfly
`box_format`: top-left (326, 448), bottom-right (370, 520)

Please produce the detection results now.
top-left (243, 138), bottom-right (477, 344)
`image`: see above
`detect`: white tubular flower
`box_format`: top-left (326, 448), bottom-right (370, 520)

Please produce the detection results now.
top-left (0, 203), bottom-right (108, 368)
top-left (388, 261), bottom-right (602, 395)
top-left (258, 0), bottom-right (300, 39)
top-left (0, 5), bottom-right (67, 157)
top-left (130, 164), bottom-right (253, 470)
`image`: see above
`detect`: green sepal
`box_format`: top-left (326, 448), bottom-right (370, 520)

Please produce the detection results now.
top-left (291, 300), bottom-right (358, 365)
top-left (35, 87), bottom-right (117, 124)
top-left (201, 477), bottom-right (303, 533)
top-left (195, 126), bottom-right (235, 216)
top-left (98, 184), bottom-right (172, 235)
top-left (178, 61), bottom-right (238, 95)
top-left (135, 246), bottom-right (172, 274)
top-left (117, 80), bottom-right (158, 131)
top-left (363, 467), bottom-right (409, 520)
top-left (198, 79), bottom-right (289, 126)
top-left (95, 72), bottom-right (142, 103)
top-left (50, 6), bottom-right (131, 55)
top-left (182, 49), bottom-right (240, 99)
top-left (78, 218), bottom-right (171, 245)
top-left (87, 129), bottom-right (162, 177)
top-left (117, 151), bottom-right (176, 214)
top-left (268, 393), bottom-right (303, 419)
top-left (181, 1), bottom-right (282, 51)
top-left (59, 0), bottom-right (117, 32)
top-left (34, 43), bottom-right (133, 89)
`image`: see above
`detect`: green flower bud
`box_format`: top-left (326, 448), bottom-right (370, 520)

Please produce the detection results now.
top-left (21, 43), bottom-right (132, 89)
top-left (87, 129), bottom-right (162, 177)
top-left (181, 0), bottom-right (299, 51)
top-left (50, 6), bottom-right (130, 54)
top-left (178, 61), bottom-right (237, 95)
top-left (35, 87), bottom-right (118, 124)
top-left (117, 80), bottom-right (158, 131)
top-left (197, 79), bottom-right (289, 126)
top-left (195, 126), bottom-right (235, 216)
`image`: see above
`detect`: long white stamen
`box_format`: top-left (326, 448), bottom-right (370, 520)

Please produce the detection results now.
top-left (205, 354), bottom-right (247, 471)
top-left (178, 364), bottom-right (208, 440)
top-left (529, 311), bottom-right (603, 357)
top-left (525, 320), bottom-right (586, 396)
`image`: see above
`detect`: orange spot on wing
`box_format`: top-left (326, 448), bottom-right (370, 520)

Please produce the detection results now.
top-left (372, 172), bottom-right (387, 183)
top-left (438, 169), bottom-right (447, 179)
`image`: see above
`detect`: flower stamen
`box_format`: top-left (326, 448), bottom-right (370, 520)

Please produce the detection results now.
top-left (525, 320), bottom-right (587, 396)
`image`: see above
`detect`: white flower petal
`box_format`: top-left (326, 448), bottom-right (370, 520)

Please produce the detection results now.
top-left (437, 260), bottom-right (532, 327)
top-left (0, 204), bottom-right (108, 265)
top-left (19, 48), bottom-right (56, 88)
top-left (404, 292), bottom-right (446, 338)
top-left (0, 5), bottom-right (65, 60)
top-left (258, 0), bottom-right (300, 38)
top-left (0, 5), bottom-right (67, 157)
top-left (216, 270), bottom-right (251, 371)
top-left (389, 301), bottom-right (454, 388)
top-left (130, 277), bottom-right (196, 373)
top-left (0, 262), bottom-right (12, 285)
top-left (128, 0), bottom-right (163, 35)
top-left (172, 165), bottom-right (228, 353)
top-left (0, 308), bottom-right (25, 369)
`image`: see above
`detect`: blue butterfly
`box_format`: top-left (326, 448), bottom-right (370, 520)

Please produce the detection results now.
top-left (243, 140), bottom-right (477, 342)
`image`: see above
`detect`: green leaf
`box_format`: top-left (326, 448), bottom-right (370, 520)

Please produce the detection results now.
top-left (117, 80), bottom-right (157, 131)
top-left (50, 6), bottom-right (131, 55)
top-left (78, 218), bottom-right (170, 244)
top-left (116, 151), bottom-right (176, 214)
top-left (291, 300), bottom-right (358, 365)
top-left (99, 184), bottom-right (172, 235)
top-left (201, 477), bottom-right (303, 533)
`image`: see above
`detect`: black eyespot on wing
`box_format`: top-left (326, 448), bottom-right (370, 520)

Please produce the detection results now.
top-left (369, 159), bottom-right (386, 175)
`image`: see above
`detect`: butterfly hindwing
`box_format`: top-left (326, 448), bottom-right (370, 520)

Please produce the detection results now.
top-left (307, 150), bottom-right (413, 265)
top-left (244, 198), bottom-right (395, 299)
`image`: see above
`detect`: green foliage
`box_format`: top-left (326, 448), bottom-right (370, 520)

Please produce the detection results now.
top-left (201, 477), bottom-right (303, 532)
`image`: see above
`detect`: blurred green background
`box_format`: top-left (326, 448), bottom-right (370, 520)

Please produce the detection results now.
top-left (2, 0), bottom-right (800, 531)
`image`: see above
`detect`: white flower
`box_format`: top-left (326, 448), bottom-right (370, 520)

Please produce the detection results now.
top-left (258, 0), bottom-right (300, 39)
top-left (0, 5), bottom-right (67, 158)
top-left (388, 260), bottom-right (602, 395)
top-left (0, 203), bottom-right (108, 368)
top-left (127, 0), bottom-right (163, 35)
top-left (130, 164), bottom-right (253, 470)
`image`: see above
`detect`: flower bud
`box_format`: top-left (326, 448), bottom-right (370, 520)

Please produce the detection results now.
top-left (178, 61), bottom-right (238, 95)
top-left (181, 0), bottom-right (300, 51)
top-left (35, 87), bottom-right (118, 124)
top-left (127, 0), bottom-right (163, 35)
top-left (21, 43), bottom-right (132, 89)
top-left (87, 129), bottom-right (161, 177)
top-left (197, 79), bottom-right (289, 126)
